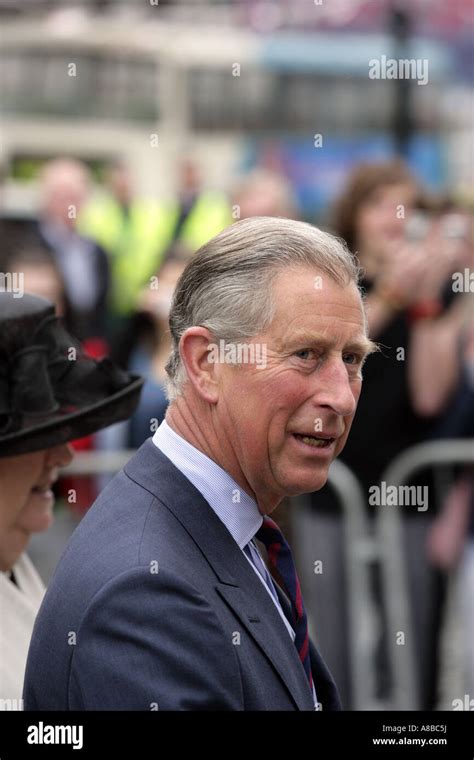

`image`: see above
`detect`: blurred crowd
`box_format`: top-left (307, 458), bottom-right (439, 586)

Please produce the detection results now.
top-left (0, 155), bottom-right (472, 710)
top-left (306, 160), bottom-right (474, 710)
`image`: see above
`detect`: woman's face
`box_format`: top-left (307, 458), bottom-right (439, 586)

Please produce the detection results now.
top-left (0, 443), bottom-right (73, 571)
top-left (355, 182), bottom-right (418, 259)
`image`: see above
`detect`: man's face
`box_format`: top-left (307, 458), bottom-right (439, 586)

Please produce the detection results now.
top-left (214, 266), bottom-right (372, 511)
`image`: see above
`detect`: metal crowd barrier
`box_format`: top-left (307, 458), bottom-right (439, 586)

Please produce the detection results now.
top-left (325, 459), bottom-right (381, 710)
top-left (290, 461), bottom-right (382, 710)
top-left (377, 439), bottom-right (474, 711)
top-left (64, 450), bottom-right (136, 475)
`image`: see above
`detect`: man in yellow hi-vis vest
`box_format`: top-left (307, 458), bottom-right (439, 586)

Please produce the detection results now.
top-left (79, 161), bottom-right (232, 320)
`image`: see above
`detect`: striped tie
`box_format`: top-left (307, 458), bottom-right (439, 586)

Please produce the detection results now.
top-left (256, 515), bottom-right (313, 690)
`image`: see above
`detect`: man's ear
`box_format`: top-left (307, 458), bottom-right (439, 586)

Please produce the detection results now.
top-left (179, 327), bottom-right (219, 403)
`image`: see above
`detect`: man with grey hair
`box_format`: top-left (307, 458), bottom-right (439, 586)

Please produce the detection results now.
top-left (24, 217), bottom-right (375, 711)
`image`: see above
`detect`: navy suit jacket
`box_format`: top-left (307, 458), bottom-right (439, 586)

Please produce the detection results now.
top-left (24, 440), bottom-right (341, 711)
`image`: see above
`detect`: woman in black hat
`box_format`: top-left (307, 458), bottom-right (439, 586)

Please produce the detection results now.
top-left (0, 292), bottom-right (143, 707)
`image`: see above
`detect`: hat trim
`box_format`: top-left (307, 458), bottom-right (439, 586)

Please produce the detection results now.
top-left (0, 375), bottom-right (144, 457)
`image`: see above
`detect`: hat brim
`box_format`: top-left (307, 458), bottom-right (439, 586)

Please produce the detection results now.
top-left (0, 375), bottom-right (144, 458)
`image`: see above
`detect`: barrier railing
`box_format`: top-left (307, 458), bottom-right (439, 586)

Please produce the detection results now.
top-left (325, 459), bottom-right (381, 710)
top-left (63, 450), bottom-right (136, 475)
top-left (377, 439), bottom-right (474, 711)
top-left (290, 462), bottom-right (383, 709)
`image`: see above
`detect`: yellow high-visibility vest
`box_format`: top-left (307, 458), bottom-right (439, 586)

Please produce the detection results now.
top-left (79, 195), bottom-right (175, 315)
top-left (80, 192), bottom-right (231, 315)
top-left (177, 191), bottom-right (233, 252)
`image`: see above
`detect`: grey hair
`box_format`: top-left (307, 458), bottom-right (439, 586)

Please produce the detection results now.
top-left (165, 216), bottom-right (362, 401)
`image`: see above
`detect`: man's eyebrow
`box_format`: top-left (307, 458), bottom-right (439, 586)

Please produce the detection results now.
top-left (281, 331), bottom-right (378, 357)
top-left (344, 337), bottom-right (379, 357)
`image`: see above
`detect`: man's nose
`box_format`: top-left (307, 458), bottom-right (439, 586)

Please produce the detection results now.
top-left (312, 358), bottom-right (358, 417)
top-left (45, 442), bottom-right (74, 468)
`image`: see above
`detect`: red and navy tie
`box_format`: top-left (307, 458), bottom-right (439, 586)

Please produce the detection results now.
top-left (256, 515), bottom-right (313, 690)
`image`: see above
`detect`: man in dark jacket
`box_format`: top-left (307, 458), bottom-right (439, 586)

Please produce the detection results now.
top-left (24, 216), bottom-right (375, 710)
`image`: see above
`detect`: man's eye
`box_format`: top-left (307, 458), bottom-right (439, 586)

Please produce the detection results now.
top-left (343, 353), bottom-right (362, 366)
top-left (295, 349), bottom-right (316, 361)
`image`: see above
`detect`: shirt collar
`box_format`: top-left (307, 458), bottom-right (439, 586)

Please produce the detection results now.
top-left (152, 419), bottom-right (263, 549)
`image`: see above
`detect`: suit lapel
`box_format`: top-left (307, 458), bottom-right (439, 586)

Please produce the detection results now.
top-left (124, 440), bottom-right (315, 711)
top-left (215, 581), bottom-right (314, 710)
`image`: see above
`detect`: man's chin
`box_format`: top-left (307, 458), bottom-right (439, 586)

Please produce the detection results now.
top-left (282, 470), bottom-right (330, 497)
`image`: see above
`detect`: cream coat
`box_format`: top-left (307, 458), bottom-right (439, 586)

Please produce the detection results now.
top-left (0, 554), bottom-right (45, 709)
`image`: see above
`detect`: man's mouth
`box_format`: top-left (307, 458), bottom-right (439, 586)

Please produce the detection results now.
top-left (292, 433), bottom-right (335, 449)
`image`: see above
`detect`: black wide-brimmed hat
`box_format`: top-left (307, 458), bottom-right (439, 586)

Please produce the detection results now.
top-left (0, 292), bottom-right (144, 457)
